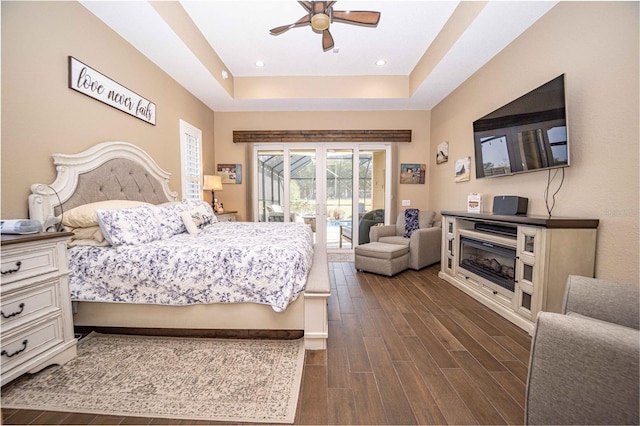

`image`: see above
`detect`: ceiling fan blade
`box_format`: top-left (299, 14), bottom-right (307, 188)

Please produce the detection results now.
top-left (298, 1), bottom-right (313, 13)
top-left (312, 1), bottom-right (327, 14)
top-left (332, 10), bottom-right (381, 26)
top-left (270, 14), bottom-right (311, 35)
top-left (322, 29), bottom-right (334, 51)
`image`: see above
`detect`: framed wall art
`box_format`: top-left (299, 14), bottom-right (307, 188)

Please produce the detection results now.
top-left (436, 141), bottom-right (449, 164)
top-left (400, 163), bottom-right (426, 184)
top-left (217, 164), bottom-right (242, 184)
top-left (454, 157), bottom-right (471, 182)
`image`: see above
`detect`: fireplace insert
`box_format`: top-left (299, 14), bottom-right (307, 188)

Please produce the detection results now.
top-left (459, 235), bottom-right (516, 292)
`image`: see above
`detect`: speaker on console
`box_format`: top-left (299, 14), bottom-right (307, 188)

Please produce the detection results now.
top-left (493, 196), bottom-right (528, 215)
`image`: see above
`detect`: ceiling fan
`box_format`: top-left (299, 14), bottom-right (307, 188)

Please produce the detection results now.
top-left (269, 1), bottom-right (381, 51)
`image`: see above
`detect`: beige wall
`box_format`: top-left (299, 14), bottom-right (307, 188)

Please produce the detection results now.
top-left (1, 1), bottom-right (215, 219)
top-left (3, 1), bottom-right (636, 284)
top-left (212, 110), bottom-right (430, 222)
top-left (429, 2), bottom-right (639, 284)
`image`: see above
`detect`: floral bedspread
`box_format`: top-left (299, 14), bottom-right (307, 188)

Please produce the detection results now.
top-left (67, 222), bottom-right (314, 312)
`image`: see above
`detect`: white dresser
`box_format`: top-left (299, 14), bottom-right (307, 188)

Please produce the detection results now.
top-left (1, 232), bottom-right (77, 385)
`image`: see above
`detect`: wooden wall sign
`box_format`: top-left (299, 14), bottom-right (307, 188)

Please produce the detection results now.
top-left (68, 56), bottom-right (156, 125)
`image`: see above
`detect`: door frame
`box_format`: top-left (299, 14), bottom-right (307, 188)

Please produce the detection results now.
top-left (252, 142), bottom-right (393, 250)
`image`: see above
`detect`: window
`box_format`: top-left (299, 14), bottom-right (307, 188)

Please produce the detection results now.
top-left (179, 120), bottom-right (203, 200)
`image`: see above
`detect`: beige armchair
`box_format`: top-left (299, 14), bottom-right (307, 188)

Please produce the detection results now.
top-left (525, 275), bottom-right (639, 425)
top-left (369, 210), bottom-right (441, 270)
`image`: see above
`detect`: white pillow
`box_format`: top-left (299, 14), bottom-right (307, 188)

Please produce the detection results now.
top-left (96, 205), bottom-right (162, 246)
top-left (61, 200), bottom-right (150, 228)
top-left (180, 206), bottom-right (215, 235)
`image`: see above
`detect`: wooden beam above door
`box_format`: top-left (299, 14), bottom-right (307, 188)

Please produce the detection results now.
top-left (233, 130), bottom-right (411, 143)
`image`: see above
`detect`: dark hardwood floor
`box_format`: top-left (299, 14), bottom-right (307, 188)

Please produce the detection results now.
top-left (2, 262), bottom-right (532, 425)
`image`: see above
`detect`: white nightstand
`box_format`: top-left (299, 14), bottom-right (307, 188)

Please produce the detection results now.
top-left (215, 211), bottom-right (237, 222)
top-left (1, 232), bottom-right (77, 385)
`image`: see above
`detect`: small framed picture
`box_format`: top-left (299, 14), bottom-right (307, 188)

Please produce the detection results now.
top-left (400, 163), bottom-right (426, 184)
top-left (454, 157), bottom-right (471, 182)
top-left (436, 141), bottom-right (449, 164)
top-left (217, 164), bottom-right (242, 184)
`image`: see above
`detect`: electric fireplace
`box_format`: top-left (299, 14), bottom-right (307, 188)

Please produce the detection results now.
top-left (458, 234), bottom-right (517, 292)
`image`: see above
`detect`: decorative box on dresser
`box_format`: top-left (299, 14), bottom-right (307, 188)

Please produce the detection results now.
top-left (215, 211), bottom-right (237, 222)
top-left (1, 232), bottom-right (77, 386)
top-left (439, 211), bottom-right (598, 335)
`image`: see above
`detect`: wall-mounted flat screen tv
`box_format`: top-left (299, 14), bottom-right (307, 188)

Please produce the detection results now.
top-left (473, 74), bottom-right (569, 179)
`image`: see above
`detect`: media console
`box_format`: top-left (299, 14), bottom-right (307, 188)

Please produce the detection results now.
top-left (439, 211), bottom-right (598, 334)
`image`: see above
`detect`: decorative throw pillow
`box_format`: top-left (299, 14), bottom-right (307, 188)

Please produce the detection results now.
top-left (152, 202), bottom-right (192, 239)
top-left (182, 199), bottom-right (218, 223)
top-left (180, 206), bottom-right (215, 234)
top-left (60, 200), bottom-right (150, 228)
top-left (404, 208), bottom-right (420, 238)
top-left (96, 205), bottom-right (162, 246)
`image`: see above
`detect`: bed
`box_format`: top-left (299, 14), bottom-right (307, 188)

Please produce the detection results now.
top-left (28, 141), bottom-right (330, 350)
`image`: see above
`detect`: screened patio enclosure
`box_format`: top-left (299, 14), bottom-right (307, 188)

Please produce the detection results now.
top-left (257, 148), bottom-right (385, 249)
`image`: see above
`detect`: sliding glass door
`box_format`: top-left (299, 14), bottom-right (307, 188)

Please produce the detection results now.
top-left (254, 143), bottom-right (391, 251)
top-left (289, 149), bottom-right (319, 243)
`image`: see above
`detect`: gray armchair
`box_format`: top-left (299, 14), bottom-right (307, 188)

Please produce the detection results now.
top-left (357, 209), bottom-right (385, 245)
top-left (339, 209), bottom-right (385, 247)
top-left (369, 210), bottom-right (441, 270)
top-left (525, 275), bottom-right (640, 425)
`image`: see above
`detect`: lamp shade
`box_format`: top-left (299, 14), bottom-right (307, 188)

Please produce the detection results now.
top-left (203, 175), bottom-right (223, 191)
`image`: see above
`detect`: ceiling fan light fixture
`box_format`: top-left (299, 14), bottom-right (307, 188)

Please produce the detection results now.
top-left (269, 1), bottom-right (381, 51)
top-left (311, 13), bottom-right (330, 31)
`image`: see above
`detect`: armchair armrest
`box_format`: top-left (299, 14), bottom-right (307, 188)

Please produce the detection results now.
top-left (562, 275), bottom-right (639, 329)
top-left (369, 224), bottom-right (396, 242)
top-left (525, 312), bottom-right (639, 425)
top-left (408, 227), bottom-right (441, 269)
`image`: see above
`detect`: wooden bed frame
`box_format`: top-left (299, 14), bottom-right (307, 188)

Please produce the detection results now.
top-left (29, 141), bottom-right (330, 350)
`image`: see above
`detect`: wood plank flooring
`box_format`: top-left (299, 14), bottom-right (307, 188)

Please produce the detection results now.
top-left (2, 262), bottom-right (532, 425)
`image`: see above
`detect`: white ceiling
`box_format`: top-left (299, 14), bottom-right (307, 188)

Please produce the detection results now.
top-left (80, 1), bottom-right (557, 112)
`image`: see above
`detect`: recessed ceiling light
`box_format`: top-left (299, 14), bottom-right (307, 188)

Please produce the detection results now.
top-left (376, 59), bottom-right (387, 66)
top-left (221, 70), bottom-right (229, 80)
top-left (255, 61), bottom-right (265, 67)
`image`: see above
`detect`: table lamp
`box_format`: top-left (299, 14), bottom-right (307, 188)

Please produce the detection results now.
top-left (203, 175), bottom-right (223, 209)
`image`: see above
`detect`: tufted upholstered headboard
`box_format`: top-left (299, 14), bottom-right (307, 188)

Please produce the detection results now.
top-left (29, 141), bottom-right (178, 224)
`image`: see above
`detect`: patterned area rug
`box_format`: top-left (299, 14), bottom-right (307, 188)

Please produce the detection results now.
top-left (1, 333), bottom-right (305, 424)
top-left (327, 252), bottom-right (354, 262)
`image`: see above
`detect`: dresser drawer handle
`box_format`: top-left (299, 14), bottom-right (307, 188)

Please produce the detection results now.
top-left (1, 261), bottom-right (22, 275)
top-left (1, 340), bottom-right (28, 358)
top-left (1, 303), bottom-right (25, 319)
